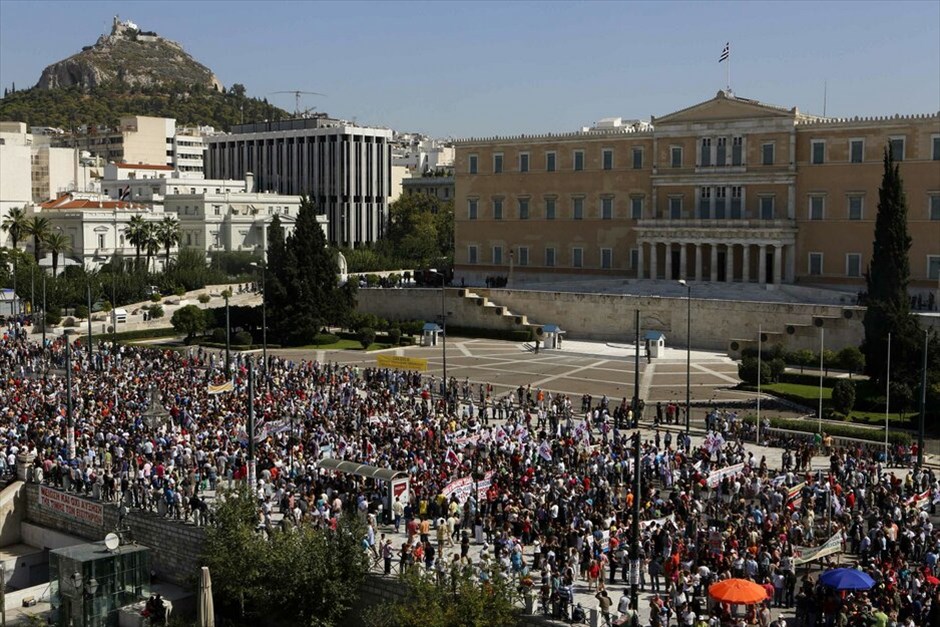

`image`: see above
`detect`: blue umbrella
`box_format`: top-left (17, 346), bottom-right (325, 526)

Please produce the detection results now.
top-left (819, 568), bottom-right (875, 591)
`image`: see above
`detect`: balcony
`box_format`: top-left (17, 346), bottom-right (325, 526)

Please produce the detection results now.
top-left (637, 218), bottom-right (795, 229)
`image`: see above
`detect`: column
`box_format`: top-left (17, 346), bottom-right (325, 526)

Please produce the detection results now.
top-left (694, 243), bottom-right (703, 282)
top-left (664, 243), bottom-right (673, 281)
top-left (758, 244), bottom-right (767, 285)
top-left (679, 243), bottom-right (688, 280)
top-left (787, 183), bottom-right (796, 219)
top-left (773, 244), bottom-right (783, 285)
top-left (725, 244), bottom-right (734, 282)
top-left (710, 244), bottom-right (718, 282)
top-left (637, 241), bottom-right (645, 279)
top-left (650, 242), bottom-right (658, 280)
top-left (786, 244), bottom-right (796, 283)
top-left (742, 245), bottom-right (750, 283)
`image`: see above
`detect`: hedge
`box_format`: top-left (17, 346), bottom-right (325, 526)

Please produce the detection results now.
top-left (778, 372), bottom-right (840, 387)
top-left (110, 327), bottom-right (179, 342)
top-left (199, 341), bottom-right (279, 351)
top-left (741, 414), bottom-right (911, 445)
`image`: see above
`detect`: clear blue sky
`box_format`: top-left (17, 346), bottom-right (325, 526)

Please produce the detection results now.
top-left (1, 1), bottom-right (938, 138)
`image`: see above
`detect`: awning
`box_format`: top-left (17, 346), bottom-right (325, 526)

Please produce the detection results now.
top-left (317, 458), bottom-right (407, 482)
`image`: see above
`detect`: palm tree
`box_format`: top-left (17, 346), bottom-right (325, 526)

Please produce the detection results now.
top-left (124, 214), bottom-right (147, 270)
top-left (143, 223), bottom-right (160, 274)
top-left (156, 216), bottom-right (181, 268)
top-left (1, 206), bottom-right (28, 250)
top-left (25, 216), bottom-right (51, 265)
top-left (43, 232), bottom-right (71, 277)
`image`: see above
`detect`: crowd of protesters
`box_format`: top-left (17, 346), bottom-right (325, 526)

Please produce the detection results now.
top-left (1, 319), bottom-right (938, 627)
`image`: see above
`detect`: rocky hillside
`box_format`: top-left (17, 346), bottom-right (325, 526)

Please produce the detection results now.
top-left (0, 17), bottom-right (289, 131)
top-left (36, 16), bottom-right (222, 91)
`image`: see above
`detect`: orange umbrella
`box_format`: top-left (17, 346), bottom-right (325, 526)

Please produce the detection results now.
top-left (708, 578), bottom-right (769, 605)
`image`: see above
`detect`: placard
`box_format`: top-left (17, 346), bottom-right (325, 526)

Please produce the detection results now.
top-left (39, 486), bottom-right (104, 527)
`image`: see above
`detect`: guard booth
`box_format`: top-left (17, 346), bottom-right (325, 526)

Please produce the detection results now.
top-left (540, 324), bottom-right (565, 349)
top-left (317, 458), bottom-right (410, 524)
top-left (645, 331), bottom-right (666, 358)
top-left (50, 541), bottom-right (151, 627)
top-left (421, 322), bottom-right (442, 347)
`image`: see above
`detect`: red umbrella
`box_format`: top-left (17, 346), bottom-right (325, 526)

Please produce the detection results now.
top-left (925, 575), bottom-right (940, 586)
top-left (709, 578), bottom-right (769, 605)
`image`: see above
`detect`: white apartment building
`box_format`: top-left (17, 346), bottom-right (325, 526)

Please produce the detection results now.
top-left (99, 163), bottom-right (250, 204)
top-left (391, 134), bottom-right (455, 174)
top-left (204, 115), bottom-right (392, 248)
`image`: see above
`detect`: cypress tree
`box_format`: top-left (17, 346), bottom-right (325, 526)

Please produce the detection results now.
top-left (862, 145), bottom-right (919, 385)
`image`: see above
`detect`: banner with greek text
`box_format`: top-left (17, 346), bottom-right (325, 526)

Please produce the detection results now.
top-left (792, 532), bottom-right (843, 565)
top-left (441, 470), bottom-right (495, 504)
top-left (376, 354), bottom-right (428, 372)
top-left (706, 462), bottom-right (745, 488)
top-left (39, 486), bottom-right (104, 527)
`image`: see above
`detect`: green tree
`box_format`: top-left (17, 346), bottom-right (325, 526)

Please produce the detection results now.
top-left (1, 206), bottom-right (28, 250)
top-left (831, 380), bottom-right (856, 415)
top-left (124, 214), bottom-right (148, 270)
top-left (25, 216), bottom-right (51, 265)
top-left (143, 222), bottom-right (160, 273)
top-left (43, 231), bottom-right (70, 276)
top-left (791, 349), bottom-right (817, 374)
top-left (170, 304), bottom-right (206, 342)
top-left (359, 327), bottom-right (376, 349)
top-left (862, 145), bottom-right (921, 387)
top-left (837, 346), bottom-right (865, 378)
top-left (739, 357), bottom-right (772, 386)
top-left (365, 563), bottom-right (520, 627)
top-left (268, 198), bottom-right (354, 345)
top-left (156, 215), bottom-right (181, 267)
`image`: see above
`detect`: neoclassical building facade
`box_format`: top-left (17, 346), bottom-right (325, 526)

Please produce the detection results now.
top-left (453, 91), bottom-right (940, 292)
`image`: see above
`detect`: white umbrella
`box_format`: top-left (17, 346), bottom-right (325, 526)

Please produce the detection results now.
top-left (198, 566), bottom-right (215, 627)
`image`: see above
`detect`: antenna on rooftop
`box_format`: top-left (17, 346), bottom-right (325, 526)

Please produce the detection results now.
top-left (269, 90), bottom-right (327, 117)
top-left (823, 80), bottom-right (828, 117)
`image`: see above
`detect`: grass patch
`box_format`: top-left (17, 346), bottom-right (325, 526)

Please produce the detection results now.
top-left (299, 339), bottom-right (364, 351)
top-left (762, 383), bottom-right (832, 401)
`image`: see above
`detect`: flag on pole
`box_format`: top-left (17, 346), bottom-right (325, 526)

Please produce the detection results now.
top-left (445, 448), bottom-right (460, 466)
top-left (208, 379), bottom-right (234, 395)
top-left (538, 440), bottom-right (553, 462)
top-left (719, 42), bottom-right (730, 63)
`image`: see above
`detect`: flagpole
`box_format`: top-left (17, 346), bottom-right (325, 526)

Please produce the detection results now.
top-left (757, 324), bottom-right (761, 444)
top-left (727, 47), bottom-right (731, 92)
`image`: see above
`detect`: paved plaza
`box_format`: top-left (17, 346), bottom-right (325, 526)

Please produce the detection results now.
top-left (271, 337), bottom-right (752, 407)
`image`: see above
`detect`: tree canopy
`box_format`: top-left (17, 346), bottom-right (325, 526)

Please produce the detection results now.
top-left (266, 199), bottom-right (356, 345)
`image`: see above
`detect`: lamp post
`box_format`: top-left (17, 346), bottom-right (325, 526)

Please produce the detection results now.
top-left (918, 329), bottom-right (928, 467)
top-left (632, 309), bottom-right (640, 427)
top-left (86, 280), bottom-right (93, 369)
top-left (249, 262), bottom-right (267, 371)
top-left (678, 279), bottom-right (691, 434)
top-left (224, 289), bottom-right (231, 374)
top-left (818, 324), bottom-right (824, 435)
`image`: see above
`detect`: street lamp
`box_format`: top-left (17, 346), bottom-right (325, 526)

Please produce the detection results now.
top-left (249, 262), bottom-right (267, 370)
top-left (438, 275), bottom-right (452, 407)
top-left (678, 279), bottom-right (691, 435)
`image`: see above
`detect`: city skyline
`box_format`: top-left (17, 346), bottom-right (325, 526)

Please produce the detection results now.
top-left (0, 0), bottom-right (938, 138)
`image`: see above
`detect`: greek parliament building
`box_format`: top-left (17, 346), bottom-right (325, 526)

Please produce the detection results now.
top-left (204, 116), bottom-right (393, 248)
top-left (453, 91), bottom-right (940, 291)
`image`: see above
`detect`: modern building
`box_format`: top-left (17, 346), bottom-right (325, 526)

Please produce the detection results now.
top-left (454, 91), bottom-right (940, 293)
top-left (203, 115), bottom-right (393, 248)
top-left (51, 115), bottom-right (207, 178)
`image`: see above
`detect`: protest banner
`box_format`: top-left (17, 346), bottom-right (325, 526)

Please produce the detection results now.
top-left (441, 470), bottom-right (495, 504)
top-left (792, 532), bottom-right (843, 565)
top-left (39, 486), bottom-right (104, 527)
top-left (376, 354), bottom-right (428, 372)
top-left (706, 462), bottom-right (745, 488)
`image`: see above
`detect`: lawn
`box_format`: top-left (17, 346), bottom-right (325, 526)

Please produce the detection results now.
top-left (759, 383), bottom-right (910, 425)
top-left (762, 383), bottom-right (831, 400)
top-left (300, 339), bottom-right (395, 351)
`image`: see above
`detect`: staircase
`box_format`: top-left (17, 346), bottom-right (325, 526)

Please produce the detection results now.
top-left (454, 288), bottom-right (540, 335)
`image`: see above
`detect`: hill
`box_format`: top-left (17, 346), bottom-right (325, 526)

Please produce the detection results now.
top-left (0, 16), bottom-right (290, 131)
top-left (0, 83), bottom-right (289, 132)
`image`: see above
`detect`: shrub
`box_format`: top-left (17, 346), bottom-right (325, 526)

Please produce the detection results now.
top-left (174, 286), bottom-right (187, 297)
top-left (101, 300), bottom-right (113, 313)
top-left (365, 274), bottom-right (380, 287)
top-left (769, 358), bottom-right (787, 382)
top-left (359, 327), bottom-right (376, 349)
top-left (388, 328), bottom-right (402, 344)
top-left (198, 293), bottom-right (211, 304)
top-left (149, 304), bottom-right (164, 319)
top-left (832, 380), bottom-right (857, 415)
top-left (738, 357), bottom-right (772, 385)
top-left (312, 333), bottom-right (339, 346)
top-left (74, 305), bottom-right (89, 319)
top-left (234, 330), bottom-right (253, 346)
top-left (837, 346), bottom-right (865, 377)
top-left (45, 309), bottom-right (62, 326)
top-left (150, 293), bottom-right (162, 303)
top-left (741, 414), bottom-right (911, 445)
top-left (211, 327), bottom-right (227, 343)
top-left (788, 349), bottom-right (817, 373)
top-left (62, 316), bottom-right (76, 328)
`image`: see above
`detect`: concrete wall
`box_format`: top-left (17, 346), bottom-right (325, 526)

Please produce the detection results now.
top-left (22, 483), bottom-right (204, 587)
top-left (0, 482), bottom-right (25, 546)
top-left (356, 287), bottom-right (871, 351)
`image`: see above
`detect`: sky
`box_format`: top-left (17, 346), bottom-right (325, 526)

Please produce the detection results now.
top-left (1, 1), bottom-right (938, 138)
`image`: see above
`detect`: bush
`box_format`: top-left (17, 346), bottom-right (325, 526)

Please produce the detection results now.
top-left (150, 293), bottom-right (162, 303)
top-left (211, 327), bottom-right (227, 343)
top-left (174, 286), bottom-right (187, 297)
top-left (45, 309), bottom-right (62, 326)
top-left (837, 346), bottom-right (865, 376)
top-left (769, 358), bottom-right (787, 382)
top-left (312, 333), bottom-right (340, 346)
top-left (359, 327), bottom-right (376, 349)
top-left (101, 300), bottom-right (113, 313)
top-left (741, 414), bottom-right (911, 445)
top-left (788, 349), bottom-right (817, 373)
top-left (149, 304), bottom-right (164, 319)
top-left (832, 380), bottom-right (857, 415)
top-left (738, 357), bottom-right (772, 385)
top-left (62, 316), bottom-right (76, 328)
top-left (198, 293), bottom-right (211, 304)
top-left (74, 305), bottom-right (89, 319)
top-left (388, 328), bottom-right (402, 344)
top-left (110, 327), bottom-right (179, 343)
top-left (234, 330), bottom-right (253, 346)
